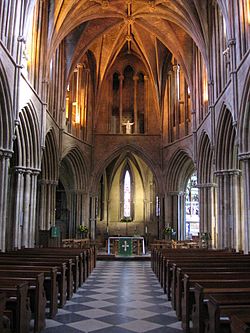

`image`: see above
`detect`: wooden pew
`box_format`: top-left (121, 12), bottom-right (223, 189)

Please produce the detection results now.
top-left (206, 293), bottom-right (250, 333)
top-left (0, 280), bottom-right (30, 333)
top-left (0, 257), bottom-right (67, 308)
top-left (172, 262), bottom-right (250, 310)
top-left (0, 253), bottom-right (74, 300)
top-left (18, 248), bottom-right (88, 286)
top-left (164, 254), bottom-right (249, 300)
top-left (0, 273), bottom-right (46, 333)
top-left (0, 292), bottom-right (9, 333)
top-left (181, 272), bottom-right (250, 333)
top-left (0, 265), bottom-right (57, 318)
top-left (230, 313), bottom-right (250, 333)
top-left (192, 281), bottom-right (250, 333)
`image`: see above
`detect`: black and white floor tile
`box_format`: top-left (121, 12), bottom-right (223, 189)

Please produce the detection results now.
top-left (41, 261), bottom-right (183, 333)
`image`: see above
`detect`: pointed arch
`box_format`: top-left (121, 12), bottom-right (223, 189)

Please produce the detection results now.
top-left (0, 60), bottom-right (13, 151)
top-left (41, 129), bottom-right (59, 181)
top-left (61, 146), bottom-right (89, 191)
top-left (215, 106), bottom-right (237, 170)
top-left (238, 69), bottom-right (250, 155)
top-left (15, 103), bottom-right (41, 169)
top-left (166, 149), bottom-right (195, 192)
top-left (91, 144), bottom-right (162, 194)
top-left (197, 131), bottom-right (213, 184)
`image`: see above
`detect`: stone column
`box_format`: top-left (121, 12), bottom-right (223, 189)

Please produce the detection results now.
top-left (89, 195), bottom-right (98, 240)
top-left (133, 75), bottom-right (139, 133)
top-left (119, 75), bottom-right (124, 133)
top-left (144, 75), bottom-right (149, 134)
top-left (22, 170), bottom-right (32, 247)
top-left (178, 192), bottom-right (185, 240)
top-left (0, 150), bottom-right (12, 251)
top-left (50, 180), bottom-right (58, 227)
top-left (239, 155), bottom-right (250, 253)
top-left (12, 168), bottom-right (25, 249)
top-left (167, 191), bottom-right (180, 239)
top-left (197, 183), bottom-right (217, 246)
top-left (215, 169), bottom-right (242, 250)
top-left (173, 64), bottom-right (180, 139)
top-left (28, 170), bottom-right (40, 247)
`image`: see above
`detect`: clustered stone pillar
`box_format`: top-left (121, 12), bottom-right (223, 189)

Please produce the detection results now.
top-left (12, 167), bottom-right (40, 248)
top-left (0, 150), bottom-right (12, 251)
top-left (215, 169), bottom-right (242, 250)
top-left (144, 75), bottom-right (149, 134)
top-left (166, 191), bottom-right (180, 239)
top-left (133, 75), bottom-right (139, 133)
top-left (89, 195), bottom-right (98, 240)
top-left (119, 75), bottom-right (124, 133)
top-left (197, 183), bottom-right (217, 246)
top-left (38, 179), bottom-right (58, 231)
top-left (239, 155), bottom-right (250, 253)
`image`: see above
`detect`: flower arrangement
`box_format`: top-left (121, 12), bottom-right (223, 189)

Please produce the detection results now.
top-left (163, 226), bottom-right (174, 235)
top-left (120, 217), bottom-right (133, 222)
top-left (78, 225), bottom-right (88, 234)
top-left (200, 232), bottom-right (211, 241)
top-left (163, 226), bottom-right (176, 240)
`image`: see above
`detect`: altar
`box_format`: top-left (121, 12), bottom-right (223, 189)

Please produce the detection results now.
top-left (107, 236), bottom-right (145, 256)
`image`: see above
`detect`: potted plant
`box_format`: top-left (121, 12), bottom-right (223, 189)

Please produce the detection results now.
top-left (120, 217), bottom-right (133, 222)
top-left (200, 232), bottom-right (211, 248)
top-left (163, 226), bottom-right (176, 240)
top-left (78, 225), bottom-right (88, 238)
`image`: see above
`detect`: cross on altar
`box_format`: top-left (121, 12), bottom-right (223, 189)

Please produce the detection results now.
top-left (122, 240), bottom-right (129, 252)
top-left (118, 238), bottom-right (132, 256)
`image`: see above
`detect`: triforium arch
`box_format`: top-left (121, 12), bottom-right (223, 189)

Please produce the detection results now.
top-left (94, 146), bottom-right (163, 243)
top-left (197, 131), bottom-right (216, 244)
top-left (215, 105), bottom-right (243, 250)
top-left (7, 103), bottom-right (41, 250)
top-left (165, 149), bottom-right (195, 240)
top-left (238, 68), bottom-right (250, 253)
top-left (0, 59), bottom-right (14, 251)
top-left (58, 146), bottom-right (89, 239)
top-left (37, 129), bottom-right (59, 234)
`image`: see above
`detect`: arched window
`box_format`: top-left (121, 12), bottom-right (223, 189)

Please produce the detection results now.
top-left (185, 171), bottom-right (199, 237)
top-left (124, 170), bottom-right (131, 218)
top-left (120, 165), bottom-right (134, 220)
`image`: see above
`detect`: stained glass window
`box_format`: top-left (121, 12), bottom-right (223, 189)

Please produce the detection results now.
top-left (124, 170), bottom-right (131, 217)
top-left (185, 172), bottom-right (199, 237)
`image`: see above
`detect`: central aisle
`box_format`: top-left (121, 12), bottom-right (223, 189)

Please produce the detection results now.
top-left (42, 261), bottom-right (183, 333)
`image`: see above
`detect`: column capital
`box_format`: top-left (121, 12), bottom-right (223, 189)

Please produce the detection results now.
top-left (0, 149), bottom-right (13, 158)
top-left (168, 191), bottom-right (183, 196)
top-left (133, 75), bottom-right (139, 81)
top-left (119, 75), bottom-right (124, 81)
top-left (196, 183), bottom-right (217, 188)
top-left (239, 152), bottom-right (250, 160)
top-left (214, 169), bottom-right (241, 177)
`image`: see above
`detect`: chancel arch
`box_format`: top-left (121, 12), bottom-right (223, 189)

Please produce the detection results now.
top-left (165, 149), bottom-right (195, 240)
top-left (215, 106), bottom-right (243, 250)
top-left (95, 150), bottom-right (161, 244)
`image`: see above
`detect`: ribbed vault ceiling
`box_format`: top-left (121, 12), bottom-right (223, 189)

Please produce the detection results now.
top-left (48, 0), bottom-right (210, 92)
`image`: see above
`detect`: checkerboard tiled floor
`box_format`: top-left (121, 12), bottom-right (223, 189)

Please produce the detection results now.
top-left (41, 261), bottom-right (183, 333)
